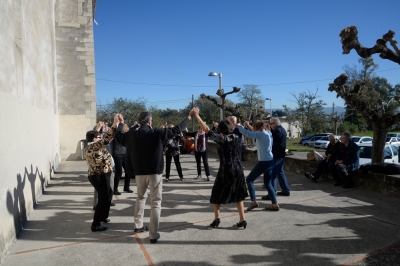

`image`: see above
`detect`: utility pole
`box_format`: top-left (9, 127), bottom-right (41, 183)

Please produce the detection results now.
top-left (192, 94), bottom-right (194, 131)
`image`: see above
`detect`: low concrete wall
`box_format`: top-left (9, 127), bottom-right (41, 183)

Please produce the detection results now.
top-left (208, 142), bottom-right (400, 198)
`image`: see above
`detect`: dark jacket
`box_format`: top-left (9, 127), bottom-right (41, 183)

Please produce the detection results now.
top-left (111, 126), bottom-right (126, 157)
top-left (336, 141), bottom-right (360, 171)
top-left (114, 118), bottom-right (190, 175)
top-left (271, 125), bottom-right (287, 158)
top-left (325, 140), bottom-right (340, 162)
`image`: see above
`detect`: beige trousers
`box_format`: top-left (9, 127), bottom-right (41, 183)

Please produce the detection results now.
top-left (134, 174), bottom-right (163, 239)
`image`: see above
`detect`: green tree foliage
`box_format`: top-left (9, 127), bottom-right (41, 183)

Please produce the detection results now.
top-left (342, 57), bottom-right (376, 131)
top-left (338, 121), bottom-right (358, 135)
top-left (97, 97), bottom-right (147, 126)
top-left (342, 57), bottom-right (400, 131)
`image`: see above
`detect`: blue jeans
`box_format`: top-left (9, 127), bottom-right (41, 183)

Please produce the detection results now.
top-left (271, 157), bottom-right (290, 194)
top-left (246, 160), bottom-right (275, 203)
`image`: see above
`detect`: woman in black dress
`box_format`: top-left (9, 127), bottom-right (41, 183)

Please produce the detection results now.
top-left (193, 109), bottom-right (248, 229)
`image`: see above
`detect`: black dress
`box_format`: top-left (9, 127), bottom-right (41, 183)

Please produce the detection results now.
top-left (208, 131), bottom-right (248, 204)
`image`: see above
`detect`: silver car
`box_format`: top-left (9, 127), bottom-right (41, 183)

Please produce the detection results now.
top-left (302, 136), bottom-right (323, 147)
top-left (313, 136), bottom-right (330, 149)
top-left (351, 136), bottom-right (373, 145)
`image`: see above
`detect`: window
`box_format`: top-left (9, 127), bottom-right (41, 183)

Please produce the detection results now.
top-left (384, 146), bottom-right (392, 158)
top-left (359, 147), bottom-right (372, 158)
top-left (391, 146), bottom-right (399, 156)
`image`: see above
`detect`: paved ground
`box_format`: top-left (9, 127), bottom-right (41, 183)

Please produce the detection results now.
top-left (3, 153), bottom-right (400, 266)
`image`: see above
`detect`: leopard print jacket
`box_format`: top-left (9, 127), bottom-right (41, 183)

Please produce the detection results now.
top-left (85, 127), bottom-right (116, 176)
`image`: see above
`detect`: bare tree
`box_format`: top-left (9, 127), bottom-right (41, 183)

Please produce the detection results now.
top-left (328, 26), bottom-right (400, 163)
top-left (287, 89), bottom-right (326, 135)
top-left (237, 84), bottom-right (266, 121)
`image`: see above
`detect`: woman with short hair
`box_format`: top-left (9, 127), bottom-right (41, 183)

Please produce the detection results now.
top-left (85, 113), bottom-right (120, 232)
top-left (236, 120), bottom-right (279, 211)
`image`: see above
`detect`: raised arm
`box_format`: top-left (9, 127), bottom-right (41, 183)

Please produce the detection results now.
top-left (227, 116), bottom-right (236, 129)
top-left (193, 107), bottom-right (210, 133)
top-left (243, 121), bottom-right (253, 131)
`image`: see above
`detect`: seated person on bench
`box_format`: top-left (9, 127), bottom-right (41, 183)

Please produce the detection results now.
top-left (330, 132), bottom-right (360, 188)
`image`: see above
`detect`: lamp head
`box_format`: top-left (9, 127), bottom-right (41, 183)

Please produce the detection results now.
top-left (208, 72), bottom-right (218, 77)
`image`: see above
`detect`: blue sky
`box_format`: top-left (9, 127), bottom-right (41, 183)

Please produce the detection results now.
top-left (94, 0), bottom-right (400, 112)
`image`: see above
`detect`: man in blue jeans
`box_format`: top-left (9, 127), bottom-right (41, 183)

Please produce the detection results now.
top-left (262, 117), bottom-right (291, 200)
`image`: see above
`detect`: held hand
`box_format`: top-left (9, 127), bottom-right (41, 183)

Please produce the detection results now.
top-left (118, 114), bottom-right (124, 123)
top-left (112, 114), bottom-right (119, 127)
top-left (191, 107), bottom-right (199, 116)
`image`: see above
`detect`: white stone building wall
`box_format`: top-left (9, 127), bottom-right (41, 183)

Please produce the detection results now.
top-left (0, 0), bottom-right (96, 262)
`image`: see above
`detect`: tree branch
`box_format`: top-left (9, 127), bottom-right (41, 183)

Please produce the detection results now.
top-left (340, 26), bottom-right (400, 64)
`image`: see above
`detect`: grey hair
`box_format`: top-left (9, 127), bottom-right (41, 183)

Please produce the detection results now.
top-left (271, 117), bottom-right (281, 125)
top-left (341, 132), bottom-right (351, 141)
top-left (230, 116), bottom-right (237, 123)
top-left (138, 112), bottom-right (152, 125)
top-left (328, 133), bottom-right (336, 139)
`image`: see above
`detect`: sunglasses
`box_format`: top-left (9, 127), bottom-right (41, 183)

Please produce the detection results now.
top-left (95, 136), bottom-right (102, 139)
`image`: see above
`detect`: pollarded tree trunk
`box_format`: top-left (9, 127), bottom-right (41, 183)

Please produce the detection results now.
top-left (371, 122), bottom-right (389, 163)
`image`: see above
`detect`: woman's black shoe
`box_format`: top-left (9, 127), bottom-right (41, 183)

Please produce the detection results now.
top-left (210, 218), bottom-right (220, 228)
top-left (91, 225), bottom-right (108, 232)
top-left (113, 191), bottom-right (121, 195)
top-left (236, 220), bottom-right (247, 229)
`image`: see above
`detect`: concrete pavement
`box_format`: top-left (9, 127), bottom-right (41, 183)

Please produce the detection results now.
top-left (2, 153), bottom-right (400, 266)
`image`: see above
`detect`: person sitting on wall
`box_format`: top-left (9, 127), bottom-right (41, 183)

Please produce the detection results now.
top-left (85, 113), bottom-right (121, 232)
top-left (330, 132), bottom-right (360, 188)
top-left (305, 134), bottom-right (340, 182)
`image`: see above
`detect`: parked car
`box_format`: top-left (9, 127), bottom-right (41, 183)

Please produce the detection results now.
top-left (358, 143), bottom-right (399, 166)
top-left (302, 136), bottom-right (323, 147)
top-left (386, 137), bottom-right (400, 147)
top-left (351, 136), bottom-right (373, 145)
top-left (313, 136), bottom-right (330, 149)
top-left (387, 133), bottom-right (400, 138)
top-left (299, 134), bottom-right (314, 144)
top-left (300, 133), bottom-right (331, 145)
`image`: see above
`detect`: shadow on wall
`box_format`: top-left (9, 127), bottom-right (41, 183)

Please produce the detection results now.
top-left (5, 153), bottom-right (59, 237)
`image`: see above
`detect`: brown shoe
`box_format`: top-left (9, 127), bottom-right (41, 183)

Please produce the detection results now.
top-left (246, 202), bottom-right (259, 211)
top-left (265, 205), bottom-right (280, 211)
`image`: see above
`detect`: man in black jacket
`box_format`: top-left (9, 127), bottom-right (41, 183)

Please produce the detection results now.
top-left (331, 132), bottom-right (360, 188)
top-left (114, 109), bottom-right (194, 243)
top-left (305, 134), bottom-right (340, 182)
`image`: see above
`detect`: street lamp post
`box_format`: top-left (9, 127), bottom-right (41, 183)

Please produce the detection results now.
top-left (265, 98), bottom-right (272, 117)
top-left (208, 72), bottom-right (223, 121)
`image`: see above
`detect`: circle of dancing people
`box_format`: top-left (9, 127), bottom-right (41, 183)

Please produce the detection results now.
top-left (84, 107), bottom-right (292, 243)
